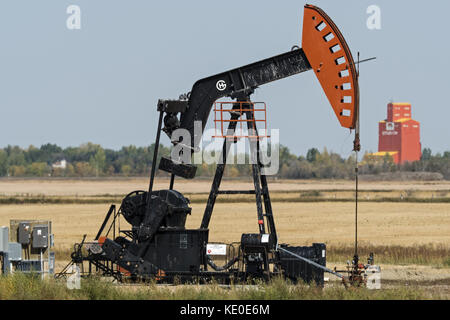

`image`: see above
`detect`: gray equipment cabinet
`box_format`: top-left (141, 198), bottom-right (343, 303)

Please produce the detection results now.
top-left (0, 226), bottom-right (8, 253)
top-left (1, 220), bottom-right (55, 277)
top-left (32, 225), bottom-right (49, 249)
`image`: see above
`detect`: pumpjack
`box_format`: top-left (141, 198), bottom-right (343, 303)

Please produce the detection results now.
top-left (58, 4), bottom-right (371, 286)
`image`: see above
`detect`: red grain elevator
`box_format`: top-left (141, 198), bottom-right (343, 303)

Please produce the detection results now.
top-left (378, 102), bottom-right (421, 164)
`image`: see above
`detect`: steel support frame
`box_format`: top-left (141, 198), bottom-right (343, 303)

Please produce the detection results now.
top-left (200, 96), bottom-right (278, 278)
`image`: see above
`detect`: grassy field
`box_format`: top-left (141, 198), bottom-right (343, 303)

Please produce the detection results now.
top-left (1, 178), bottom-right (449, 205)
top-left (0, 177), bottom-right (449, 196)
top-left (0, 178), bottom-right (449, 299)
top-left (0, 273), bottom-right (444, 300)
top-left (1, 202), bottom-right (449, 249)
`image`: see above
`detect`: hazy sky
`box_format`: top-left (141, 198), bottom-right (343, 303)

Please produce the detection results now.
top-left (1, 0), bottom-right (449, 157)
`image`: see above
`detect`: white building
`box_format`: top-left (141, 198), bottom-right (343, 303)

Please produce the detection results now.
top-left (52, 159), bottom-right (67, 169)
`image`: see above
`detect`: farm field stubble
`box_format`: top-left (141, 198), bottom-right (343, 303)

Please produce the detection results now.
top-left (0, 179), bottom-right (448, 299)
top-left (0, 178), bottom-right (449, 196)
top-left (0, 201), bottom-right (448, 251)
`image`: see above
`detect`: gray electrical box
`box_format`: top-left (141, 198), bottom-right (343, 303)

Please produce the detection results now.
top-left (16, 260), bottom-right (42, 272)
top-left (49, 251), bottom-right (55, 274)
top-left (4, 220), bottom-right (54, 277)
top-left (18, 222), bottom-right (31, 245)
top-left (0, 226), bottom-right (8, 253)
top-left (32, 225), bottom-right (48, 249)
top-left (8, 242), bottom-right (22, 261)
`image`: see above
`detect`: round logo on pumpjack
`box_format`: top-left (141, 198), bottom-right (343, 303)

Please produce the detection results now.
top-left (216, 80), bottom-right (227, 91)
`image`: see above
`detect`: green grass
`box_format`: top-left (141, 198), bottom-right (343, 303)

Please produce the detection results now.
top-left (327, 243), bottom-right (450, 266)
top-left (444, 257), bottom-right (450, 267)
top-left (0, 273), bottom-right (444, 300)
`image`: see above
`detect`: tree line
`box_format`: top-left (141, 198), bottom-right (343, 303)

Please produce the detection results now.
top-left (277, 147), bottom-right (450, 180)
top-left (0, 143), bottom-right (448, 180)
top-left (0, 143), bottom-right (171, 178)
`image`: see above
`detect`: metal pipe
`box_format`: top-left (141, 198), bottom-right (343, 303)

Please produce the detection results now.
top-left (147, 111), bottom-right (164, 199)
top-left (95, 204), bottom-right (115, 240)
top-left (169, 173), bottom-right (175, 190)
top-left (354, 56), bottom-right (376, 65)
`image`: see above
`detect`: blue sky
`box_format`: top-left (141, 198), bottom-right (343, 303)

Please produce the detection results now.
top-left (0, 0), bottom-right (448, 157)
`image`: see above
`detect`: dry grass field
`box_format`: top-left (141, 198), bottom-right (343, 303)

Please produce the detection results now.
top-left (0, 178), bottom-right (448, 298)
top-left (0, 178), bottom-right (449, 196)
top-left (0, 178), bottom-right (448, 252)
top-left (0, 201), bottom-right (448, 249)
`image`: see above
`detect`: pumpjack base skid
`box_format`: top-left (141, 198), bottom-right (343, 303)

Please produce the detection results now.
top-left (57, 235), bottom-right (326, 286)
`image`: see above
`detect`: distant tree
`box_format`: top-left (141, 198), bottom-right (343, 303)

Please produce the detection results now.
top-left (6, 145), bottom-right (26, 166)
top-left (0, 150), bottom-right (7, 176)
top-left (106, 165), bottom-right (115, 176)
top-left (225, 166), bottom-right (240, 178)
top-left (9, 165), bottom-right (26, 177)
top-left (89, 148), bottom-right (106, 177)
top-left (421, 148), bottom-right (432, 161)
top-left (278, 145), bottom-right (297, 167)
top-left (282, 159), bottom-right (313, 179)
top-left (121, 164), bottom-right (132, 176)
top-left (65, 163), bottom-right (75, 177)
top-left (40, 143), bottom-right (62, 155)
top-left (382, 153), bottom-right (397, 172)
top-left (25, 145), bottom-right (42, 163)
top-left (306, 148), bottom-right (320, 163)
top-left (26, 162), bottom-right (50, 177)
top-left (0, 142), bottom-right (448, 180)
top-left (52, 167), bottom-right (64, 177)
top-left (74, 162), bottom-right (95, 177)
